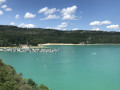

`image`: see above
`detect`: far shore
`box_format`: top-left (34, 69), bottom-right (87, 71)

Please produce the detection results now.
top-left (0, 43), bottom-right (120, 48)
top-left (40, 43), bottom-right (120, 46)
top-left (0, 46), bottom-right (48, 49)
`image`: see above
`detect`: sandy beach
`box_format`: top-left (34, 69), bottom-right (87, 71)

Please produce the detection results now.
top-left (40, 43), bottom-right (120, 46)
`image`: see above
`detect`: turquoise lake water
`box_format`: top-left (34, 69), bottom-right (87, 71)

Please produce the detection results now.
top-left (0, 45), bottom-right (120, 90)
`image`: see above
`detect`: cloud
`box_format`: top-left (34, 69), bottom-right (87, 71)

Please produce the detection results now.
top-left (38, 7), bottom-right (58, 15)
top-left (18, 23), bottom-right (35, 28)
top-left (55, 22), bottom-right (68, 30)
top-left (5, 8), bottom-right (12, 11)
top-left (89, 20), bottom-right (111, 26)
top-left (24, 12), bottom-right (36, 19)
top-left (0, 0), bottom-right (6, 4)
top-left (61, 5), bottom-right (77, 20)
top-left (0, 10), bottom-right (3, 15)
top-left (1, 5), bottom-right (7, 9)
top-left (15, 14), bottom-right (20, 19)
top-left (38, 6), bottom-right (79, 20)
top-left (101, 21), bottom-right (111, 25)
top-left (63, 29), bottom-right (66, 31)
top-left (47, 22), bottom-right (68, 30)
top-left (106, 25), bottom-right (119, 29)
top-left (46, 27), bottom-right (51, 29)
top-left (91, 27), bottom-right (100, 31)
top-left (10, 22), bottom-right (15, 25)
top-left (40, 14), bottom-right (60, 20)
top-left (1, 5), bottom-right (12, 12)
top-left (72, 28), bottom-right (78, 31)
top-left (38, 7), bottom-right (48, 13)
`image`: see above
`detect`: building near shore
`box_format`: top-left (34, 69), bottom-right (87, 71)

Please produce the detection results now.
top-left (19, 44), bottom-right (29, 49)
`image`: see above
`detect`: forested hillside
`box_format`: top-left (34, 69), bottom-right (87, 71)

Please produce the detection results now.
top-left (0, 59), bottom-right (49, 90)
top-left (0, 25), bottom-right (120, 46)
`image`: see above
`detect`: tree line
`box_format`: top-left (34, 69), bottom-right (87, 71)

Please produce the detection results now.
top-left (0, 25), bottom-right (120, 46)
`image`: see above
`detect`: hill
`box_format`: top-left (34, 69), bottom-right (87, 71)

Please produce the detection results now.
top-left (0, 25), bottom-right (120, 46)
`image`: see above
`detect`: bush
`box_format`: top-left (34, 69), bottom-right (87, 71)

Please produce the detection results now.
top-left (0, 59), bottom-right (50, 90)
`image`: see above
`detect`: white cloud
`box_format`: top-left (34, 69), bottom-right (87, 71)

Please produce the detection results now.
top-left (18, 23), bottom-right (35, 28)
top-left (72, 28), bottom-right (78, 31)
top-left (63, 29), bottom-right (66, 31)
top-left (89, 21), bottom-right (101, 26)
top-left (5, 8), bottom-right (12, 11)
top-left (47, 22), bottom-right (68, 30)
top-left (38, 6), bottom-right (79, 20)
top-left (62, 14), bottom-right (75, 20)
top-left (1, 5), bottom-right (13, 12)
top-left (1, 5), bottom-right (7, 9)
top-left (38, 7), bottom-right (58, 15)
top-left (0, 10), bottom-right (3, 15)
top-left (10, 22), bottom-right (15, 25)
top-left (89, 20), bottom-right (111, 26)
top-left (91, 27), bottom-right (100, 31)
top-left (101, 21), bottom-right (111, 24)
top-left (40, 14), bottom-right (59, 20)
top-left (24, 12), bottom-right (36, 19)
top-left (106, 25), bottom-right (119, 29)
top-left (38, 7), bottom-right (48, 13)
top-left (0, 0), bottom-right (6, 4)
top-left (15, 14), bottom-right (20, 19)
top-left (55, 22), bottom-right (68, 30)
top-left (46, 27), bottom-right (51, 29)
top-left (61, 5), bottom-right (77, 20)
top-left (24, 24), bottom-right (35, 28)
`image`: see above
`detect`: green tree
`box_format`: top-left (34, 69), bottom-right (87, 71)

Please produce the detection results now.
top-left (0, 59), bottom-right (50, 90)
top-left (39, 84), bottom-right (49, 90)
top-left (27, 78), bottom-right (37, 87)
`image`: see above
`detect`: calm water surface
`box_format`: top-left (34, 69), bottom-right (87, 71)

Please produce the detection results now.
top-left (0, 45), bottom-right (120, 90)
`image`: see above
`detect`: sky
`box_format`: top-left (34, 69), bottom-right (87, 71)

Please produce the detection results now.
top-left (0, 0), bottom-right (120, 31)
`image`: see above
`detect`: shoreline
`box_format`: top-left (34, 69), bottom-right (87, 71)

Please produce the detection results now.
top-left (0, 43), bottom-right (120, 48)
top-left (40, 43), bottom-right (120, 46)
top-left (0, 46), bottom-right (48, 49)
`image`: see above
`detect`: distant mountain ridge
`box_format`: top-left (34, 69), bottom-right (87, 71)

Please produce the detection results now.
top-left (0, 25), bottom-right (120, 46)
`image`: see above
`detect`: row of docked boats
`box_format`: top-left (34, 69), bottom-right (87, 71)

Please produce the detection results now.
top-left (0, 47), bottom-right (59, 53)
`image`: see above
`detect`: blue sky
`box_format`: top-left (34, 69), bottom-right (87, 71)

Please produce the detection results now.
top-left (0, 0), bottom-right (120, 31)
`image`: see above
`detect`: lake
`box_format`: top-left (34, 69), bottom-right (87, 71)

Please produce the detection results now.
top-left (0, 45), bottom-right (120, 90)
